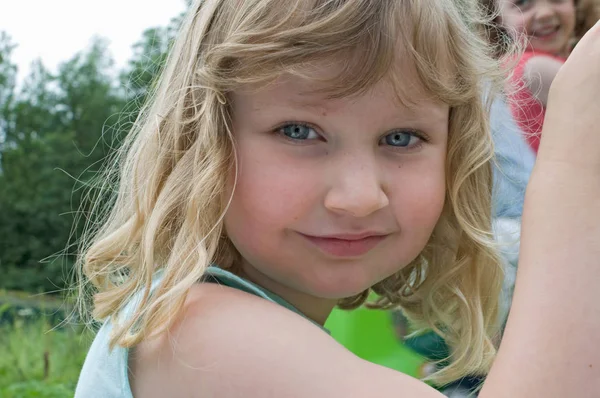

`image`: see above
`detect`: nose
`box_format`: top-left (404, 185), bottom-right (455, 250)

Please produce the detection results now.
top-left (324, 155), bottom-right (389, 218)
top-left (535, 2), bottom-right (556, 22)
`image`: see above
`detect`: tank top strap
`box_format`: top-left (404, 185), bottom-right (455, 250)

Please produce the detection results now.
top-left (204, 266), bottom-right (328, 333)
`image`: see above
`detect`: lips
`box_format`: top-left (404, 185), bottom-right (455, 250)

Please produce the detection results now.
top-left (533, 25), bottom-right (560, 38)
top-left (299, 232), bottom-right (389, 257)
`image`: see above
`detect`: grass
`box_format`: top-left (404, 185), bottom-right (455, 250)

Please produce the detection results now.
top-left (0, 297), bottom-right (93, 397)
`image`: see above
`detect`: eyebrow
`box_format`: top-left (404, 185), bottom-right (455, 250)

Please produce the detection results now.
top-left (251, 97), bottom-right (330, 115)
top-left (286, 93), bottom-right (332, 110)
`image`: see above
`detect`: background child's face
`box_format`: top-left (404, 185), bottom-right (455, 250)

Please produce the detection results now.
top-left (498, 0), bottom-right (576, 55)
top-left (224, 61), bottom-right (448, 307)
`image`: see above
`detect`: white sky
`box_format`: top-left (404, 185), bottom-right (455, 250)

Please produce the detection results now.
top-left (0, 0), bottom-right (187, 81)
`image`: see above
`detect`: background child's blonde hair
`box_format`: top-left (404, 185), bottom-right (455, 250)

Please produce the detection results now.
top-left (77, 0), bottom-right (509, 385)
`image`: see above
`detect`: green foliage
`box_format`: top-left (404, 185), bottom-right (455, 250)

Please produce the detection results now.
top-left (121, 27), bottom-right (172, 105)
top-left (1, 381), bottom-right (73, 398)
top-left (0, 32), bottom-right (17, 148)
top-left (0, 5), bottom-right (187, 394)
top-left (0, 7), bottom-right (184, 293)
top-left (0, 301), bottom-right (93, 397)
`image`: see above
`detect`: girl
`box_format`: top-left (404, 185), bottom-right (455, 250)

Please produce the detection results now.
top-left (74, 0), bottom-right (600, 397)
top-left (491, 0), bottom-right (600, 152)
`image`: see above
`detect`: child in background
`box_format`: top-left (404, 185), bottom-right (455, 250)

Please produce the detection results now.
top-left (494, 0), bottom-right (600, 153)
top-left (73, 0), bottom-right (600, 396)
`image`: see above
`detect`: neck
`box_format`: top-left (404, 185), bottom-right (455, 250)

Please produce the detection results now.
top-left (239, 264), bottom-right (337, 326)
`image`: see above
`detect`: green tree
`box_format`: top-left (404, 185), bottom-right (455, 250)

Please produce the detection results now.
top-left (0, 4), bottom-right (188, 293)
top-left (120, 7), bottom-right (186, 112)
top-left (121, 27), bottom-right (171, 104)
top-left (0, 38), bottom-right (125, 292)
top-left (57, 37), bottom-right (125, 159)
top-left (7, 61), bottom-right (60, 146)
top-left (0, 32), bottom-right (17, 151)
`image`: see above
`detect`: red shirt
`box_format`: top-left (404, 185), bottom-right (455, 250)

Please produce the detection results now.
top-left (508, 51), bottom-right (566, 153)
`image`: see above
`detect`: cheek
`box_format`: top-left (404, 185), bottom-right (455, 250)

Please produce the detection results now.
top-left (399, 172), bottom-right (446, 230)
top-left (557, 4), bottom-right (576, 27)
top-left (388, 160), bottom-right (446, 240)
top-left (501, 12), bottom-right (528, 33)
top-left (223, 142), bottom-right (317, 248)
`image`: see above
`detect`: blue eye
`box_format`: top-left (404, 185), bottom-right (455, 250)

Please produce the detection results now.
top-left (279, 123), bottom-right (319, 140)
top-left (382, 131), bottom-right (421, 148)
top-left (514, 0), bottom-right (532, 7)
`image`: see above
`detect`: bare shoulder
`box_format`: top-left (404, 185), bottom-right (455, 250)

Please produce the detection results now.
top-left (130, 282), bottom-right (441, 398)
top-left (523, 55), bottom-right (565, 105)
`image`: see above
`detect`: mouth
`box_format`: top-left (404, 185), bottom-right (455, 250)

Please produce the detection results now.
top-left (532, 25), bottom-right (560, 40)
top-left (299, 232), bottom-right (390, 258)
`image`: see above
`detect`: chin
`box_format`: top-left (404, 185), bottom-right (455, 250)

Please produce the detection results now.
top-left (296, 267), bottom-right (395, 301)
top-left (309, 286), bottom-right (370, 301)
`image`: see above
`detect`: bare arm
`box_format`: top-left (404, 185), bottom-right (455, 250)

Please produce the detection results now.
top-left (481, 155), bottom-right (600, 396)
top-left (523, 55), bottom-right (564, 106)
top-left (130, 284), bottom-right (444, 398)
top-left (482, 21), bottom-right (600, 397)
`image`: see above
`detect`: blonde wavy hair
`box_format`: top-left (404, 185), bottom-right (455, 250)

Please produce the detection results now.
top-left (77, 0), bottom-right (509, 385)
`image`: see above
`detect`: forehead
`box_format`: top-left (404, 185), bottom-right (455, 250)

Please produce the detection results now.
top-left (234, 58), bottom-right (446, 114)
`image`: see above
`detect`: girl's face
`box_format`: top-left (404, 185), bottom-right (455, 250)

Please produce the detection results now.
top-left (225, 61), bottom-right (448, 321)
top-left (498, 0), bottom-right (576, 55)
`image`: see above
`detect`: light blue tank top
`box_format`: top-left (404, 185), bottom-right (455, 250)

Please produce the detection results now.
top-left (490, 96), bottom-right (535, 219)
top-left (74, 266), bottom-right (319, 398)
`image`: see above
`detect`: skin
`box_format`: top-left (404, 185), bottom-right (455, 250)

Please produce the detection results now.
top-left (224, 65), bottom-right (448, 324)
top-left (498, 0), bottom-right (576, 105)
top-left (130, 21), bottom-right (600, 398)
